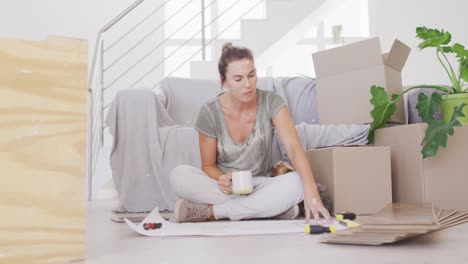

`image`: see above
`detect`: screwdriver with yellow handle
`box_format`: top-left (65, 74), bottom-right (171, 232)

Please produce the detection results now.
top-left (304, 224), bottom-right (336, 234)
top-left (304, 211), bottom-right (357, 234)
top-left (335, 211), bottom-right (356, 221)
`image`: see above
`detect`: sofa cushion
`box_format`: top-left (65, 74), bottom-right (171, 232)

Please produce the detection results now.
top-left (279, 77), bottom-right (318, 125)
top-left (161, 77), bottom-right (220, 126)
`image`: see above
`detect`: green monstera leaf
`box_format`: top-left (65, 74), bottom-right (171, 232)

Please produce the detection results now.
top-left (421, 103), bottom-right (466, 158)
top-left (461, 58), bottom-right (468, 82)
top-left (368, 27), bottom-right (468, 158)
top-left (451, 43), bottom-right (467, 58)
top-left (368, 85), bottom-right (399, 142)
top-left (416, 92), bottom-right (442, 123)
top-left (416, 27), bottom-right (452, 50)
top-left (450, 43), bottom-right (468, 82)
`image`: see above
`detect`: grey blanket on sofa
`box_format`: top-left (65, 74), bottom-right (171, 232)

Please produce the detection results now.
top-left (106, 89), bottom-right (200, 212)
top-left (274, 123), bottom-right (370, 164)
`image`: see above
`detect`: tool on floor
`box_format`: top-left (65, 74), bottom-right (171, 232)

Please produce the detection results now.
top-left (143, 223), bottom-right (163, 230)
top-left (335, 211), bottom-right (356, 221)
top-left (338, 219), bottom-right (360, 228)
top-left (305, 224), bottom-right (336, 234)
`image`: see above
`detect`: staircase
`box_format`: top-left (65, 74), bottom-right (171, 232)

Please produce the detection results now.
top-left (190, 0), bottom-right (327, 79)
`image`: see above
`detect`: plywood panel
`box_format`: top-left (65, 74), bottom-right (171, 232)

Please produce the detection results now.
top-left (0, 36), bottom-right (87, 263)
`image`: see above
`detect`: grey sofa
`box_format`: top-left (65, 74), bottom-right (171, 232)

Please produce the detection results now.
top-left (106, 76), bottom-right (319, 212)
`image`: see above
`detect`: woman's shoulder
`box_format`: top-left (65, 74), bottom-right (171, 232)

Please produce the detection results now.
top-left (199, 94), bottom-right (222, 117)
top-left (258, 88), bottom-right (280, 95)
top-left (257, 89), bottom-right (283, 102)
top-left (201, 94), bottom-right (220, 108)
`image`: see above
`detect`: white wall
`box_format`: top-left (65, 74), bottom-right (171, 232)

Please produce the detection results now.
top-left (369, 0), bottom-right (468, 86)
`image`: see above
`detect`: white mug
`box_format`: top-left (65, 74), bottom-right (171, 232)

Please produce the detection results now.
top-left (231, 171), bottom-right (253, 195)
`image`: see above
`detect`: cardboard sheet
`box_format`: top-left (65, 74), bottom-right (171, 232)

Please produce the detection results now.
top-left (362, 203), bottom-right (436, 225)
top-left (438, 209), bottom-right (458, 223)
top-left (321, 203), bottom-right (468, 245)
top-left (125, 208), bottom-right (346, 237)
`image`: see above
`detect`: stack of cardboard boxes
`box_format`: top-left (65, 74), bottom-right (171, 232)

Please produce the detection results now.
top-left (374, 124), bottom-right (468, 211)
top-left (308, 37), bottom-right (468, 215)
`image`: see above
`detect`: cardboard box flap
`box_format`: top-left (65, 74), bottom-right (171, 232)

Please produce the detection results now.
top-left (313, 37), bottom-right (383, 78)
top-left (382, 39), bottom-right (411, 72)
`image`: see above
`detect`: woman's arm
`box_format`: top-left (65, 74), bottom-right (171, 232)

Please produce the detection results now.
top-left (199, 133), bottom-right (233, 193)
top-left (272, 106), bottom-right (332, 223)
top-left (199, 133), bottom-right (223, 180)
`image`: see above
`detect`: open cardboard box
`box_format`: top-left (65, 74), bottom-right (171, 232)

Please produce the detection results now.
top-left (305, 146), bottom-right (392, 215)
top-left (374, 124), bottom-right (468, 210)
top-left (312, 37), bottom-right (411, 125)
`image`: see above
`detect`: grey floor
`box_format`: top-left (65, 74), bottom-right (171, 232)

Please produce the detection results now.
top-left (86, 197), bottom-right (468, 264)
top-left (87, 144), bottom-right (468, 264)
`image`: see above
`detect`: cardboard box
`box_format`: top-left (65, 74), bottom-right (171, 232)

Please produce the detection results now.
top-left (312, 38), bottom-right (411, 125)
top-left (374, 124), bottom-right (468, 210)
top-left (305, 146), bottom-right (392, 215)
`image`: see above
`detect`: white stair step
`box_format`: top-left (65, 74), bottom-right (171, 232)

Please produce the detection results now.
top-left (241, 0), bottom-right (325, 54)
top-left (255, 0), bottom-right (347, 69)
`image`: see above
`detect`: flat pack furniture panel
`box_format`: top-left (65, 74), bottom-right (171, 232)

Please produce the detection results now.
top-left (0, 36), bottom-right (87, 263)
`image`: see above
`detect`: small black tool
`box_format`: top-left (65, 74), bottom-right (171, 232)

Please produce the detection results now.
top-left (336, 211), bottom-right (356, 221)
top-left (305, 225), bottom-right (336, 234)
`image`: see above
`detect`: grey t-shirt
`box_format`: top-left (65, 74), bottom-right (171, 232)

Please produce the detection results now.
top-left (195, 89), bottom-right (286, 176)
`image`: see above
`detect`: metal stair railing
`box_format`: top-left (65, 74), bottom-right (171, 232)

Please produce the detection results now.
top-left (148, 0), bottom-right (265, 91)
top-left (88, 0), bottom-right (266, 201)
top-left (87, 0), bottom-right (146, 201)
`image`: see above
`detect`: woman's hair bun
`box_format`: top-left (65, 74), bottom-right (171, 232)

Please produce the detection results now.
top-left (222, 42), bottom-right (233, 53)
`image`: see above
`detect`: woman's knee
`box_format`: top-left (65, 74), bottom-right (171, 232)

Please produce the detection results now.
top-left (169, 165), bottom-right (193, 192)
top-left (278, 172), bottom-right (304, 198)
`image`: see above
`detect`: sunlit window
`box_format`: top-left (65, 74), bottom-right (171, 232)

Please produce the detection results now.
top-left (271, 0), bottom-right (369, 77)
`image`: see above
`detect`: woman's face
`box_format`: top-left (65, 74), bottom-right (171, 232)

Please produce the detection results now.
top-left (222, 58), bottom-right (257, 103)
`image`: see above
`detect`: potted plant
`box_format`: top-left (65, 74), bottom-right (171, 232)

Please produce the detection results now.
top-left (368, 26), bottom-right (468, 158)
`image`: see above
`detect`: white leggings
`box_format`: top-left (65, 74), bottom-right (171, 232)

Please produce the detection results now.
top-left (170, 165), bottom-right (304, 220)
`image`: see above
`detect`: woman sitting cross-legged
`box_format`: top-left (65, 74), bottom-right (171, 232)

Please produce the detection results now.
top-left (170, 43), bottom-right (332, 224)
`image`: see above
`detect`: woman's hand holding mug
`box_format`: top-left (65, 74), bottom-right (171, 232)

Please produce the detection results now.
top-left (218, 171), bottom-right (232, 194)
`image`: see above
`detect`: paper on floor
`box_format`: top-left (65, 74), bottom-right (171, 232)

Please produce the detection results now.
top-left (125, 208), bottom-right (346, 237)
